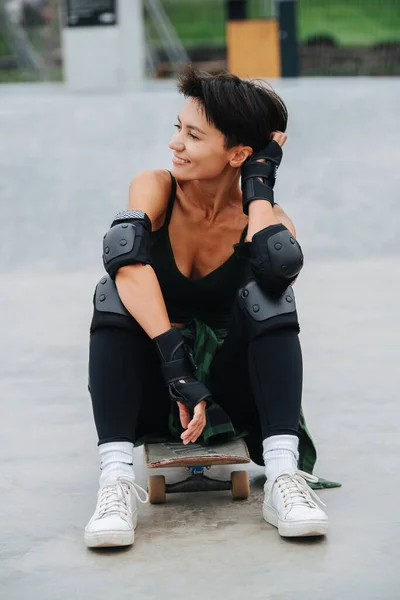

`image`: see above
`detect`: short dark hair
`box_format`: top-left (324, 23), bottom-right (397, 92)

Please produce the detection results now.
top-left (177, 66), bottom-right (287, 152)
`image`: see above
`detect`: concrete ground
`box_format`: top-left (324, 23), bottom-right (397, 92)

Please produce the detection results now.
top-left (1, 77), bottom-right (399, 600)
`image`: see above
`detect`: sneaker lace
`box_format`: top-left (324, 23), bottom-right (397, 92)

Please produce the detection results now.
top-left (275, 470), bottom-right (326, 509)
top-left (98, 479), bottom-right (149, 518)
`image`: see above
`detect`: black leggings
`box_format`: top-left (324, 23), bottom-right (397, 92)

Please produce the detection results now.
top-left (88, 307), bottom-right (303, 465)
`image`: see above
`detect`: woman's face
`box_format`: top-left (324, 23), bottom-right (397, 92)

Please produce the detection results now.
top-left (169, 97), bottom-right (242, 181)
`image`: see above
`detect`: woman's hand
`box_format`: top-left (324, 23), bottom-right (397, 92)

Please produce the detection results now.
top-left (253, 130), bottom-right (287, 184)
top-left (178, 400), bottom-right (207, 445)
top-left (269, 130), bottom-right (287, 148)
top-left (255, 131), bottom-right (287, 172)
top-left (241, 131), bottom-right (287, 216)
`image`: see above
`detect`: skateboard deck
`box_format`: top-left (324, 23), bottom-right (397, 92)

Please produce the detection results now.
top-left (145, 438), bottom-right (250, 468)
top-left (144, 438), bottom-right (251, 503)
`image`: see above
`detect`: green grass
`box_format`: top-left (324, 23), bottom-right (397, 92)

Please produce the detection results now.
top-left (0, 30), bottom-right (10, 56)
top-left (299, 0), bottom-right (400, 45)
top-left (0, 69), bottom-right (38, 83)
top-left (147, 0), bottom-right (226, 46)
top-left (0, 67), bottom-right (63, 84)
top-left (149, 0), bottom-right (400, 47)
top-left (0, 24), bottom-right (63, 83)
top-left (148, 0), bottom-right (275, 46)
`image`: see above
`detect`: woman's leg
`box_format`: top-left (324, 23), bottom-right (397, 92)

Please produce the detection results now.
top-left (89, 325), bottom-right (170, 448)
top-left (89, 323), bottom-right (170, 487)
top-left (209, 319), bottom-right (302, 472)
top-left (209, 294), bottom-right (328, 538)
top-left (247, 328), bottom-right (302, 438)
top-left (85, 309), bottom-right (169, 549)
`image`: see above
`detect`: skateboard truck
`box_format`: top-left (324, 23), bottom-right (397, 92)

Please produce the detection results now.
top-left (166, 465), bottom-right (232, 494)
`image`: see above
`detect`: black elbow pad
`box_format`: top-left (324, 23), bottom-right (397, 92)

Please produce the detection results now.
top-left (102, 209), bottom-right (152, 279)
top-left (249, 224), bottom-right (304, 295)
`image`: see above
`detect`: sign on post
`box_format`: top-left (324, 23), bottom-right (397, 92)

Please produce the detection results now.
top-left (65, 0), bottom-right (117, 27)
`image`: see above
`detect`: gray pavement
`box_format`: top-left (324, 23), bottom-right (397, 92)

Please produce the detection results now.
top-left (1, 77), bottom-right (399, 600)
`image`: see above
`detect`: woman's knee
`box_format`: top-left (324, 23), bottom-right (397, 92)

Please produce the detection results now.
top-left (90, 274), bottom-right (145, 336)
top-left (235, 279), bottom-right (299, 343)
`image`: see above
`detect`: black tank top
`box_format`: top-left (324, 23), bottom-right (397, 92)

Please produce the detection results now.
top-left (150, 172), bottom-right (250, 328)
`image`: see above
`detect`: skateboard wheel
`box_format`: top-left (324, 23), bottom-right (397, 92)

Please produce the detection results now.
top-left (148, 475), bottom-right (166, 504)
top-left (231, 470), bottom-right (250, 500)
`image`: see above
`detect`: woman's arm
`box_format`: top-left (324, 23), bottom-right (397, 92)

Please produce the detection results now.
top-left (245, 131), bottom-right (295, 241)
top-left (114, 170), bottom-right (172, 339)
top-left (114, 170), bottom-right (208, 442)
top-left (273, 203), bottom-right (296, 238)
top-left (246, 202), bottom-right (296, 240)
top-left (243, 132), bottom-right (303, 293)
top-left (245, 200), bottom-right (280, 242)
top-left (116, 264), bottom-right (171, 340)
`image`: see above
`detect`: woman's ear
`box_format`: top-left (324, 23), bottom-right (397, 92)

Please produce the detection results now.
top-left (229, 145), bottom-right (253, 168)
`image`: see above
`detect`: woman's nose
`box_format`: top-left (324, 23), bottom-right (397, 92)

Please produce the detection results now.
top-left (169, 134), bottom-right (185, 151)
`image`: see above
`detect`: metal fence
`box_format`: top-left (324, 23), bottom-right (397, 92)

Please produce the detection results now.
top-left (1, 0), bottom-right (399, 83)
top-left (0, 0), bottom-right (61, 83)
top-left (150, 0), bottom-right (275, 46)
top-left (299, 0), bottom-right (400, 75)
top-left (153, 0), bottom-right (400, 76)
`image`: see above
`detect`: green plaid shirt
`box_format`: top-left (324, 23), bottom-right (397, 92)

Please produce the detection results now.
top-left (141, 318), bottom-right (340, 490)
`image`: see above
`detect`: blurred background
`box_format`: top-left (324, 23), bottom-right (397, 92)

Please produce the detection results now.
top-left (1, 0), bottom-right (399, 83)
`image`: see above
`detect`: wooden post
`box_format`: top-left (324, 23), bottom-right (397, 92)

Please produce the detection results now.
top-left (227, 19), bottom-right (281, 79)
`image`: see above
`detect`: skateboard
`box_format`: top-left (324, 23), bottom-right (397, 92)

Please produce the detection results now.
top-left (144, 438), bottom-right (251, 504)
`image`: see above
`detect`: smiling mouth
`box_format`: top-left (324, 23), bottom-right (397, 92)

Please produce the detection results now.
top-left (173, 155), bottom-right (191, 165)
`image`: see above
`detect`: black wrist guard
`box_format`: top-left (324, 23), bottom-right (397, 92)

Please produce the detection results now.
top-left (153, 327), bottom-right (212, 410)
top-left (241, 140), bottom-right (283, 215)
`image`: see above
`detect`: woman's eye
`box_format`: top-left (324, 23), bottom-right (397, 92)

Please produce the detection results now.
top-left (173, 124), bottom-right (198, 141)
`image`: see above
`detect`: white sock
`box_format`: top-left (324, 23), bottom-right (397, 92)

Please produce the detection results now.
top-left (99, 441), bottom-right (135, 487)
top-left (263, 435), bottom-right (299, 482)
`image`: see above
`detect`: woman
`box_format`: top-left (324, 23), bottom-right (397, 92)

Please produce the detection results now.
top-left (85, 67), bottom-right (329, 548)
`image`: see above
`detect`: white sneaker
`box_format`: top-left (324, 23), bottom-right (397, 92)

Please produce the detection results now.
top-left (263, 470), bottom-right (329, 537)
top-left (84, 478), bottom-right (149, 548)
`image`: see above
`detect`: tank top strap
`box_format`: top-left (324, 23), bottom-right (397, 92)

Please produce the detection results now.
top-left (239, 224), bottom-right (248, 243)
top-left (165, 170), bottom-right (177, 225)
